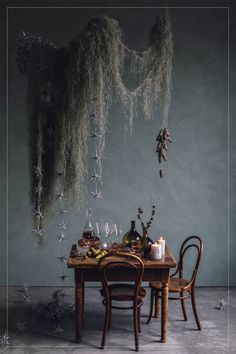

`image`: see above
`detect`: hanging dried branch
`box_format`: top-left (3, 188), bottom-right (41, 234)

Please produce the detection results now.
top-left (16, 10), bottom-right (173, 241)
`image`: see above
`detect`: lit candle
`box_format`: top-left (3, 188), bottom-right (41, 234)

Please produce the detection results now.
top-left (158, 236), bottom-right (165, 258)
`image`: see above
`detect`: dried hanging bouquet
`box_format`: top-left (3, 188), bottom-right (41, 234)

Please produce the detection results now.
top-left (16, 10), bottom-right (173, 242)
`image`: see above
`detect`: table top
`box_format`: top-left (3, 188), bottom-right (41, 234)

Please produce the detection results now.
top-left (67, 244), bottom-right (177, 269)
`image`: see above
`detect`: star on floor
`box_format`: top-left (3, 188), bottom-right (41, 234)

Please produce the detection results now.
top-left (217, 299), bottom-right (227, 310)
top-left (54, 325), bottom-right (64, 335)
top-left (16, 321), bottom-right (26, 333)
top-left (23, 294), bottom-right (32, 304)
top-left (0, 332), bottom-right (10, 346)
top-left (68, 303), bottom-right (75, 313)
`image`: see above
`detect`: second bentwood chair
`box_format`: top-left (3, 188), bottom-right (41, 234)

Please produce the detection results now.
top-left (98, 252), bottom-right (146, 352)
top-left (147, 236), bottom-right (203, 330)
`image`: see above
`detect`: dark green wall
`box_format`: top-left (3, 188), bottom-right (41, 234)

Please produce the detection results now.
top-left (1, 0), bottom-right (235, 286)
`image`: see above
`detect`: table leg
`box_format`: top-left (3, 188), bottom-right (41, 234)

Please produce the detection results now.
top-left (75, 282), bottom-right (84, 343)
top-left (161, 282), bottom-right (169, 343)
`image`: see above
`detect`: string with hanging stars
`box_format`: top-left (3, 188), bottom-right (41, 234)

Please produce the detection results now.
top-left (33, 162), bottom-right (44, 243)
top-left (56, 174), bottom-right (69, 283)
top-left (89, 97), bottom-right (103, 200)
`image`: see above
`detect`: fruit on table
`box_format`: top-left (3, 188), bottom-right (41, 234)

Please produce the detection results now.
top-left (86, 247), bottom-right (108, 259)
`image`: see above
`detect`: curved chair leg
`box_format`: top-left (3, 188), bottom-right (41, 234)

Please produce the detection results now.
top-left (133, 302), bottom-right (139, 351)
top-left (147, 289), bottom-right (155, 324)
top-left (137, 306), bottom-right (141, 333)
top-left (191, 288), bottom-right (201, 330)
top-left (101, 300), bottom-right (110, 349)
top-left (154, 290), bottom-right (160, 318)
top-left (107, 299), bottom-right (112, 332)
top-left (180, 291), bottom-right (187, 321)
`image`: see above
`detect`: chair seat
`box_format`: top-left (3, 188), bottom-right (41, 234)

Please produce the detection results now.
top-left (100, 284), bottom-right (146, 301)
top-left (149, 278), bottom-right (190, 292)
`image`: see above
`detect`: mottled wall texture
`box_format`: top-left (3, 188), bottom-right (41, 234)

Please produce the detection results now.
top-left (1, 0), bottom-right (235, 286)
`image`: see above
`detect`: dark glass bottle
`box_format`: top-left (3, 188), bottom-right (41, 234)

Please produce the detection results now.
top-left (141, 227), bottom-right (154, 257)
top-left (82, 209), bottom-right (95, 240)
top-left (122, 220), bottom-right (141, 247)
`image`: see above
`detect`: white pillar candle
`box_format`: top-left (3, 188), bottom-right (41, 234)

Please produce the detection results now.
top-left (158, 236), bottom-right (165, 257)
top-left (151, 243), bottom-right (162, 260)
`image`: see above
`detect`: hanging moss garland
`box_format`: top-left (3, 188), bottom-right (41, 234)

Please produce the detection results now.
top-left (16, 10), bottom-right (173, 242)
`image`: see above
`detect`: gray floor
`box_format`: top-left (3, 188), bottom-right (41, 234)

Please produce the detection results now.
top-left (0, 287), bottom-right (235, 353)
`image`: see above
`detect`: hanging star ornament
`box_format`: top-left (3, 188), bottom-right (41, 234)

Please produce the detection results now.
top-left (33, 165), bottom-right (42, 177)
top-left (22, 283), bottom-right (31, 293)
top-left (16, 321), bottom-right (26, 333)
top-left (0, 333), bottom-right (10, 346)
top-left (33, 207), bottom-right (44, 219)
top-left (90, 172), bottom-right (101, 182)
top-left (56, 255), bottom-right (67, 263)
top-left (90, 130), bottom-right (100, 138)
top-left (57, 231), bottom-right (67, 243)
top-left (58, 220), bottom-right (67, 230)
top-left (91, 190), bottom-right (103, 199)
top-left (33, 228), bottom-right (43, 237)
top-left (91, 112), bottom-right (97, 121)
top-left (59, 272), bottom-right (70, 282)
top-left (57, 191), bottom-right (65, 200)
top-left (57, 209), bottom-right (68, 215)
top-left (33, 185), bottom-right (43, 195)
top-left (91, 150), bottom-right (101, 162)
top-left (54, 325), bottom-right (64, 335)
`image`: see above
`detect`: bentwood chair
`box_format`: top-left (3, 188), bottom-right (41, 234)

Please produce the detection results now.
top-left (147, 236), bottom-right (203, 330)
top-left (98, 252), bottom-right (146, 352)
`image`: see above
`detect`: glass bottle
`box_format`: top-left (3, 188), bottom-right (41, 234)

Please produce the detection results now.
top-left (122, 220), bottom-right (141, 247)
top-left (82, 208), bottom-right (95, 240)
top-left (141, 227), bottom-right (154, 257)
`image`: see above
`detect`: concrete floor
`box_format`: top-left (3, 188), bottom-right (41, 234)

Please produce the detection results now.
top-left (0, 287), bottom-right (235, 353)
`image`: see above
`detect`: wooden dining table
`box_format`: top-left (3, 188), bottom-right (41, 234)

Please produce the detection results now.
top-left (67, 244), bottom-right (176, 344)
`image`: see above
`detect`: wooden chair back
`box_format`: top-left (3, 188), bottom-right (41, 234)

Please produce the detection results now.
top-left (177, 236), bottom-right (203, 286)
top-left (98, 252), bottom-right (144, 302)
